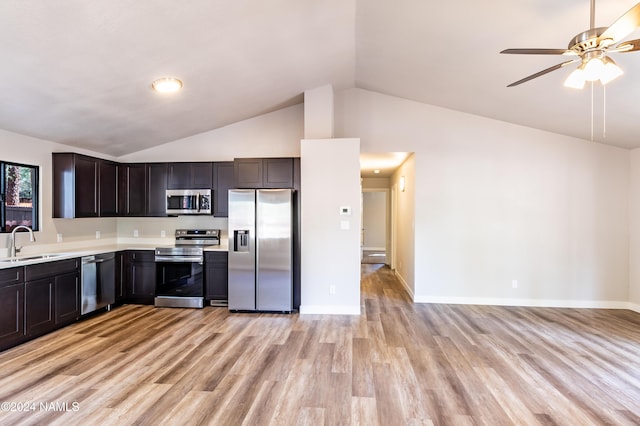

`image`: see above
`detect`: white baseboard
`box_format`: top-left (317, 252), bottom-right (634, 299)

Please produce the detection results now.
top-left (413, 295), bottom-right (639, 311)
top-left (362, 246), bottom-right (386, 251)
top-left (628, 302), bottom-right (640, 314)
top-left (299, 305), bottom-right (361, 315)
top-left (394, 270), bottom-right (414, 300)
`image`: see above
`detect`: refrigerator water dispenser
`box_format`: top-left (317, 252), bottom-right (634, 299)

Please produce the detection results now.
top-left (234, 230), bottom-right (250, 252)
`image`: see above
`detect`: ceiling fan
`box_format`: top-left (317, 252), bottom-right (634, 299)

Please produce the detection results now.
top-left (501, 0), bottom-right (640, 88)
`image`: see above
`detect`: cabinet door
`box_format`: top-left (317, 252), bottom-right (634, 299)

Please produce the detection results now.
top-left (234, 158), bottom-right (263, 188)
top-left (167, 163), bottom-right (191, 189)
top-left (99, 160), bottom-right (119, 216)
top-left (115, 251), bottom-right (128, 303)
top-left (55, 272), bottom-right (79, 326)
top-left (128, 251), bottom-right (156, 304)
top-left (205, 252), bottom-right (228, 302)
top-left (146, 163), bottom-right (167, 216)
top-left (75, 155), bottom-right (99, 217)
top-left (191, 162), bottom-right (213, 188)
top-left (120, 164), bottom-right (146, 216)
top-left (52, 153), bottom-right (76, 218)
top-left (263, 158), bottom-right (293, 188)
top-left (25, 278), bottom-right (55, 337)
top-left (0, 283), bottom-right (25, 350)
top-left (213, 162), bottom-right (234, 217)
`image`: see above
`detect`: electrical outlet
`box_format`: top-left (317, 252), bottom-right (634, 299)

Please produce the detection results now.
top-left (133, 229), bottom-right (139, 237)
top-left (512, 280), bottom-right (518, 289)
top-left (161, 230), bottom-right (166, 238)
top-left (56, 233), bottom-right (63, 243)
top-left (330, 285), bottom-right (336, 295)
top-left (95, 231), bottom-right (101, 239)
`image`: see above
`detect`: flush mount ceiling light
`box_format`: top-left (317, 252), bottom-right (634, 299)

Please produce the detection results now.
top-left (501, 0), bottom-right (640, 88)
top-left (151, 77), bottom-right (183, 93)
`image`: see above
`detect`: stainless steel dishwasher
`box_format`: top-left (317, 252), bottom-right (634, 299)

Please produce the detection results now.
top-left (81, 252), bottom-right (115, 315)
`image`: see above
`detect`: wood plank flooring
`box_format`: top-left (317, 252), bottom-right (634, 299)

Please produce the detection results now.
top-left (1, 264), bottom-right (640, 425)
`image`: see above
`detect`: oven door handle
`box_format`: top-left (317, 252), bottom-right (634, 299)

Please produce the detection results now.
top-left (155, 255), bottom-right (204, 263)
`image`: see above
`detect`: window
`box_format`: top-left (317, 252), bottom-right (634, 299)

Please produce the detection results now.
top-left (1, 161), bottom-right (39, 233)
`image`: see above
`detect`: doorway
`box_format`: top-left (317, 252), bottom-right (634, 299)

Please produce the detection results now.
top-left (361, 189), bottom-right (389, 264)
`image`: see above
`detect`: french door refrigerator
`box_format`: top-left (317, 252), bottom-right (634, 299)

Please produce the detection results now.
top-left (228, 189), bottom-right (293, 312)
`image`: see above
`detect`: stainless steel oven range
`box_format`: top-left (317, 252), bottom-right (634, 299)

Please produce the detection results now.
top-left (154, 229), bottom-right (220, 308)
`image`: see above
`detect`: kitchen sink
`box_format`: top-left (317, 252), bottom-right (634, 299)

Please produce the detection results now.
top-left (0, 253), bottom-right (67, 264)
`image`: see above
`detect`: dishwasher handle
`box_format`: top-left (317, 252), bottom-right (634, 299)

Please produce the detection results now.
top-left (83, 258), bottom-right (106, 264)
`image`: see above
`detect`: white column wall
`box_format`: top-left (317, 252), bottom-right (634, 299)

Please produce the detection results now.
top-left (300, 138), bottom-right (361, 314)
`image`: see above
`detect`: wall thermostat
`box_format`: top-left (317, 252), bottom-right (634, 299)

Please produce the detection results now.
top-left (340, 206), bottom-right (351, 216)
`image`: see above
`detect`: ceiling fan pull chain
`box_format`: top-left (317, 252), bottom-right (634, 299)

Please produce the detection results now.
top-left (591, 81), bottom-right (594, 141)
top-left (603, 84), bottom-right (607, 139)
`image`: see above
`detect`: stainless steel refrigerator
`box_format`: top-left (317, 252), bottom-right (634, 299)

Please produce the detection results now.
top-left (228, 189), bottom-right (293, 312)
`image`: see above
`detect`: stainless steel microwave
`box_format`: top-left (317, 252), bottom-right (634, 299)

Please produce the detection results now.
top-left (166, 189), bottom-right (212, 215)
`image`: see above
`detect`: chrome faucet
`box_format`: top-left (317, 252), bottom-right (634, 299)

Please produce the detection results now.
top-left (9, 225), bottom-right (36, 258)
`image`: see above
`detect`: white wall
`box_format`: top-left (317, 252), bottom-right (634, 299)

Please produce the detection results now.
top-left (304, 85), bottom-right (334, 139)
top-left (118, 104), bottom-right (304, 163)
top-left (630, 148), bottom-right (640, 309)
top-left (336, 88), bottom-right (630, 308)
top-left (300, 138), bottom-right (361, 314)
top-left (390, 154), bottom-right (415, 298)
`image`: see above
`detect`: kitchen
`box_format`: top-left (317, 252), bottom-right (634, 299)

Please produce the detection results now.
top-left (0, 86), bottom-right (365, 329)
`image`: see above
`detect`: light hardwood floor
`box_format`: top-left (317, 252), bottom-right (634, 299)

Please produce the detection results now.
top-left (1, 264), bottom-right (640, 425)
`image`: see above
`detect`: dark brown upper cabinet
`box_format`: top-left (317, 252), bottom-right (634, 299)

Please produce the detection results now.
top-left (119, 163), bottom-right (146, 217)
top-left (233, 158), bottom-right (294, 189)
top-left (146, 163), bottom-right (168, 216)
top-left (213, 162), bottom-right (234, 217)
top-left (52, 153), bottom-right (119, 218)
top-left (167, 162), bottom-right (213, 189)
top-left (118, 163), bottom-right (168, 217)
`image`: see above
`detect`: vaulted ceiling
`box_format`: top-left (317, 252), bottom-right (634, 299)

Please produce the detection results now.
top-left (2, 0), bottom-right (640, 157)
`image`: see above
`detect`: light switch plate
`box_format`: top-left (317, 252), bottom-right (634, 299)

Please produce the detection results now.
top-left (340, 220), bottom-right (350, 230)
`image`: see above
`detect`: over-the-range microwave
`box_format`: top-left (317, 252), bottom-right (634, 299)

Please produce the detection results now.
top-left (166, 189), bottom-right (212, 215)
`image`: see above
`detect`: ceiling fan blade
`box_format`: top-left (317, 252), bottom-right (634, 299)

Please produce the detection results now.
top-left (501, 48), bottom-right (574, 55)
top-left (598, 2), bottom-right (640, 44)
top-left (506, 60), bottom-right (578, 87)
top-left (615, 38), bottom-right (640, 52)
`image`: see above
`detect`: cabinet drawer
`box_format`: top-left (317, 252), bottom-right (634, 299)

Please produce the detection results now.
top-left (0, 267), bottom-right (24, 288)
top-left (205, 251), bottom-right (227, 265)
top-left (25, 258), bottom-right (79, 281)
top-left (128, 250), bottom-right (155, 262)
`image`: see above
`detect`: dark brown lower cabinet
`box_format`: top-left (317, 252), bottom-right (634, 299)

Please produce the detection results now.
top-left (115, 251), bottom-right (128, 304)
top-left (205, 251), bottom-right (228, 305)
top-left (25, 259), bottom-right (80, 339)
top-left (55, 272), bottom-right (80, 326)
top-left (127, 250), bottom-right (156, 305)
top-left (25, 278), bottom-right (55, 337)
top-left (0, 267), bottom-right (25, 351)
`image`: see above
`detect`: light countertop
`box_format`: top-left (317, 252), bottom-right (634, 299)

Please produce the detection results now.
top-left (0, 240), bottom-right (228, 269)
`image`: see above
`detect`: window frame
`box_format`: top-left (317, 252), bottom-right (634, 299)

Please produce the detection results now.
top-left (1, 160), bottom-right (40, 233)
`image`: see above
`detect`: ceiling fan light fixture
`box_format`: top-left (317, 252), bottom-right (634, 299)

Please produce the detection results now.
top-left (599, 56), bottom-right (624, 84)
top-left (564, 65), bottom-right (586, 89)
top-left (583, 56), bottom-right (605, 81)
